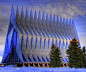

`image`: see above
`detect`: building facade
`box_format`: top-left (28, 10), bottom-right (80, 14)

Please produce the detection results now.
top-left (2, 5), bottom-right (79, 66)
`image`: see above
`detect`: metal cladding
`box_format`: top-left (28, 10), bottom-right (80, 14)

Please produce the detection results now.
top-left (2, 5), bottom-right (80, 64)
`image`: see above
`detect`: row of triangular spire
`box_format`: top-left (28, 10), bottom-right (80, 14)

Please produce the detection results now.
top-left (14, 5), bottom-right (74, 24)
top-left (10, 5), bottom-right (78, 41)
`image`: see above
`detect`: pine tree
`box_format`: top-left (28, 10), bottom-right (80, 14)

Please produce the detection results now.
top-left (76, 47), bottom-right (84, 68)
top-left (49, 44), bottom-right (62, 67)
top-left (66, 38), bottom-right (83, 68)
top-left (82, 46), bottom-right (86, 68)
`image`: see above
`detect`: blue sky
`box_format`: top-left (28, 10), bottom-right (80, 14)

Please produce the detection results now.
top-left (0, 0), bottom-right (86, 62)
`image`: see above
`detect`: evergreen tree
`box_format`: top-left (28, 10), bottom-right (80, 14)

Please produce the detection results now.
top-left (66, 38), bottom-right (83, 68)
top-left (77, 47), bottom-right (84, 68)
top-left (49, 44), bottom-right (62, 67)
top-left (82, 46), bottom-right (86, 68)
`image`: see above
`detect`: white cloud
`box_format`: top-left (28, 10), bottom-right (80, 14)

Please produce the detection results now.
top-left (78, 32), bottom-right (86, 36)
top-left (0, 37), bottom-right (6, 54)
top-left (0, 56), bottom-right (2, 63)
top-left (79, 36), bottom-right (86, 47)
